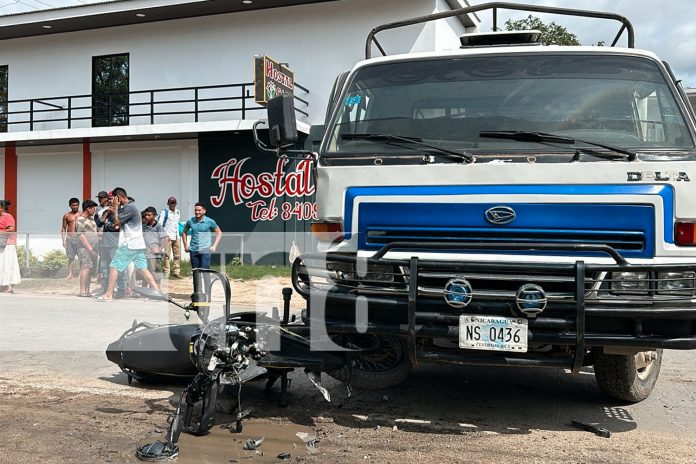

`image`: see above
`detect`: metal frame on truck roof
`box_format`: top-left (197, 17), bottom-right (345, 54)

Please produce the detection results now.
top-left (365, 1), bottom-right (635, 58)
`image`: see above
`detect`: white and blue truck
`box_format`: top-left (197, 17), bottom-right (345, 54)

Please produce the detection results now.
top-left (261, 2), bottom-right (696, 403)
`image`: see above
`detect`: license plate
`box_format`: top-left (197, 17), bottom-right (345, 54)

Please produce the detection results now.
top-left (459, 315), bottom-right (528, 352)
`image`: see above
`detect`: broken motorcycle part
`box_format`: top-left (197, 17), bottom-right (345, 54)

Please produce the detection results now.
top-left (243, 437), bottom-right (265, 450)
top-left (305, 368), bottom-right (331, 402)
top-left (570, 419), bottom-right (612, 438)
top-left (182, 374), bottom-right (219, 436)
top-left (135, 440), bottom-right (179, 462)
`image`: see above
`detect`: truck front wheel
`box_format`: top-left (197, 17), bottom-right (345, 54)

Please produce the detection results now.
top-left (593, 349), bottom-right (663, 403)
top-left (327, 334), bottom-right (412, 389)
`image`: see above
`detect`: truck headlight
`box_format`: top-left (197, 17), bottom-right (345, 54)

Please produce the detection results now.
top-left (657, 271), bottom-right (696, 296)
top-left (610, 272), bottom-right (649, 295)
top-left (327, 261), bottom-right (355, 281)
top-left (327, 261), bottom-right (394, 283)
top-left (363, 263), bottom-right (395, 283)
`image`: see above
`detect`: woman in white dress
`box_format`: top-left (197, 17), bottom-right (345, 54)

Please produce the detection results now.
top-left (0, 200), bottom-right (20, 293)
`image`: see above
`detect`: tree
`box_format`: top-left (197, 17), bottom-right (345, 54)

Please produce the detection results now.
top-left (505, 15), bottom-right (580, 46)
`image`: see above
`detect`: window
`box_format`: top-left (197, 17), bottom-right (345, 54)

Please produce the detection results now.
top-left (92, 54), bottom-right (129, 127)
top-left (328, 55), bottom-right (694, 155)
top-left (0, 65), bottom-right (7, 133)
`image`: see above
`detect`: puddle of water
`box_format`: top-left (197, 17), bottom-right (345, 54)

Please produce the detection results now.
top-left (175, 421), bottom-right (314, 464)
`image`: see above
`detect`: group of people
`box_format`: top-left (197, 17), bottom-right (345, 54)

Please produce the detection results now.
top-left (61, 188), bottom-right (222, 299)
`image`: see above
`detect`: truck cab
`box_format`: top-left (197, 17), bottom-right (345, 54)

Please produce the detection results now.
top-left (267, 3), bottom-right (696, 402)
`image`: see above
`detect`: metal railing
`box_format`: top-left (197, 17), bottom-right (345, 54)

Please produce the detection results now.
top-left (0, 81), bottom-right (309, 132)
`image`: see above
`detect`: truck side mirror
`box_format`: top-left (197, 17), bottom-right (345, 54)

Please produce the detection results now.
top-left (267, 94), bottom-right (298, 148)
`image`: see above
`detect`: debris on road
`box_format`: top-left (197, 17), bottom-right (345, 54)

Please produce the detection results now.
top-left (570, 419), bottom-right (611, 438)
top-left (277, 452), bottom-right (291, 460)
top-left (295, 431), bottom-right (315, 442)
top-left (135, 440), bottom-right (179, 461)
top-left (296, 431), bottom-right (320, 454)
top-left (243, 437), bottom-right (265, 450)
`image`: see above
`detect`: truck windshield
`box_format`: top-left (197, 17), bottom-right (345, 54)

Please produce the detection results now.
top-left (325, 54), bottom-right (694, 156)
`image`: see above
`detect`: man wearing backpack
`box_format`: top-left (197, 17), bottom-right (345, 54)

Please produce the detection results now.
top-left (158, 196), bottom-right (181, 279)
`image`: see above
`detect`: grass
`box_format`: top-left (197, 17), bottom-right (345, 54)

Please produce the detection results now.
top-left (17, 263), bottom-right (291, 290)
top-left (172, 262), bottom-right (291, 280)
top-left (22, 261), bottom-right (291, 289)
top-left (225, 264), bottom-right (290, 280)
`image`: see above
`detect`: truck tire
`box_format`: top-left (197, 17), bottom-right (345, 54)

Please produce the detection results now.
top-left (327, 335), bottom-right (412, 389)
top-left (593, 349), bottom-right (663, 403)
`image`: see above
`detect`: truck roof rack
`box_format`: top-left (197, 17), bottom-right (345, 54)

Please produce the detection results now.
top-left (365, 1), bottom-right (634, 59)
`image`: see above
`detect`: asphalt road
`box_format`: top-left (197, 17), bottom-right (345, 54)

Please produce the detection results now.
top-left (1, 293), bottom-right (695, 463)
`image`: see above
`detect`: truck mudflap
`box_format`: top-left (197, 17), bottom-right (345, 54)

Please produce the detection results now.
top-left (292, 242), bottom-right (696, 372)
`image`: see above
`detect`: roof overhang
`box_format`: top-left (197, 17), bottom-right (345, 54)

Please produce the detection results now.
top-left (0, 0), bottom-right (341, 41)
top-left (0, 0), bottom-right (478, 41)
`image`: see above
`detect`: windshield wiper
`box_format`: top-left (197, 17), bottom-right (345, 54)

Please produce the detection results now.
top-left (479, 131), bottom-right (637, 161)
top-left (341, 133), bottom-right (475, 163)
top-left (571, 148), bottom-right (631, 162)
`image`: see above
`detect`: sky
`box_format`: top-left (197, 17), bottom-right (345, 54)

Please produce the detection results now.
top-left (1, 0), bottom-right (695, 87)
top-left (468, 0), bottom-right (696, 88)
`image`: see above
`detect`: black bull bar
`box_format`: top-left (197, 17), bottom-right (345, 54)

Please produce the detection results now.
top-left (291, 242), bottom-right (696, 373)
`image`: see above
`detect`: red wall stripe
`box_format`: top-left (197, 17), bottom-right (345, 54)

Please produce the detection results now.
top-left (4, 142), bottom-right (17, 225)
top-left (82, 140), bottom-right (91, 201)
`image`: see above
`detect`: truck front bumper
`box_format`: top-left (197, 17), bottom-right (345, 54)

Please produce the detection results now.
top-left (292, 243), bottom-right (696, 370)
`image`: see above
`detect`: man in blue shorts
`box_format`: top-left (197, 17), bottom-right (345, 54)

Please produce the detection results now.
top-left (99, 187), bottom-right (160, 300)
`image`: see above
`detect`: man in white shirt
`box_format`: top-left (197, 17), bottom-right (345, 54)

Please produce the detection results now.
top-left (95, 191), bottom-right (111, 220)
top-left (98, 187), bottom-right (160, 300)
top-left (158, 196), bottom-right (181, 278)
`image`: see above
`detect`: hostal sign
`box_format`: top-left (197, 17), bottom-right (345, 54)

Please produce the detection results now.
top-left (254, 55), bottom-right (294, 105)
top-left (210, 157), bottom-right (316, 223)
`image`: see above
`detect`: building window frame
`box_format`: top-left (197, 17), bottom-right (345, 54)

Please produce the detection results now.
top-left (0, 65), bottom-right (7, 133)
top-left (92, 53), bottom-right (130, 127)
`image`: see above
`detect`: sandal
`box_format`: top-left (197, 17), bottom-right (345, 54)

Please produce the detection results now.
top-left (77, 293), bottom-right (91, 297)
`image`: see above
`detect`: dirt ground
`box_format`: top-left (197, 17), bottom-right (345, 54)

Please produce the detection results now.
top-left (15, 274), bottom-right (305, 311)
top-left (2, 362), bottom-right (695, 464)
top-left (2, 279), bottom-right (696, 463)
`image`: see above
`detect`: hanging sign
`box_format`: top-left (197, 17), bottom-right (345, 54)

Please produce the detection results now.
top-left (209, 157), bottom-right (316, 223)
top-left (254, 55), bottom-right (295, 106)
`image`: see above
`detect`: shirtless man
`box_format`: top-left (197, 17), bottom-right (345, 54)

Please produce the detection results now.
top-left (61, 197), bottom-right (80, 279)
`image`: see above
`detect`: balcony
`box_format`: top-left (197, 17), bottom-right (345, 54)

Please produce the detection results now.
top-left (0, 81), bottom-right (309, 134)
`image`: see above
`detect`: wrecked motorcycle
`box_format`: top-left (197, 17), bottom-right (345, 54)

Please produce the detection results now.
top-left (107, 269), bottom-right (351, 461)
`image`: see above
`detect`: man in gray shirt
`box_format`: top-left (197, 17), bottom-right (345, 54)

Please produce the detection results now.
top-left (142, 206), bottom-right (169, 288)
top-left (98, 187), bottom-right (160, 300)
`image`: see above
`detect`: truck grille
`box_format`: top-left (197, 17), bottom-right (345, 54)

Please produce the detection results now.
top-left (353, 199), bottom-right (658, 258)
top-left (365, 228), bottom-right (646, 254)
top-left (294, 256), bottom-right (696, 305)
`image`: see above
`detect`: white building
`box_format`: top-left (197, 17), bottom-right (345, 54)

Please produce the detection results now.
top-left (0, 0), bottom-right (477, 259)
top-left (687, 89), bottom-right (696, 113)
